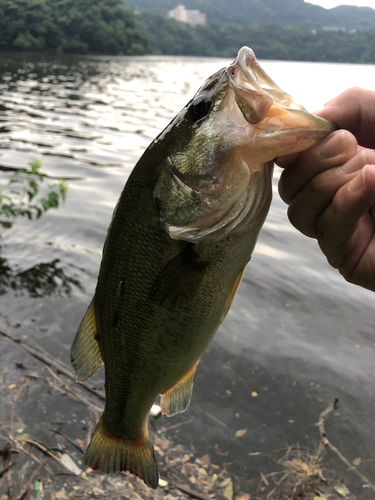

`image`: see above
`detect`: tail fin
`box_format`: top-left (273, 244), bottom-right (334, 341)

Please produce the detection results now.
top-left (84, 417), bottom-right (159, 489)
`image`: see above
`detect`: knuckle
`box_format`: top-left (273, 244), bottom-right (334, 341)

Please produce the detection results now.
top-left (309, 174), bottom-right (322, 196)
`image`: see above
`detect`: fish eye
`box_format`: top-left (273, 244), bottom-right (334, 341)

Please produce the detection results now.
top-left (189, 96), bottom-right (212, 122)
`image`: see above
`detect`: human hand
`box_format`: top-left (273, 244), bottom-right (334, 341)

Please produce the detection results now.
top-left (277, 88), bottom-right (375, 292)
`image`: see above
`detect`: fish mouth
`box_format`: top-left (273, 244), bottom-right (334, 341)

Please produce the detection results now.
top-left (228, 46), bottom-right (308, 123)
top-left (158, 48), bottom-right (337, 244)
top-left (226, 46), bottom-right (337, 159)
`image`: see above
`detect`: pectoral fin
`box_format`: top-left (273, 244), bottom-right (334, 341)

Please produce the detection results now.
top-left (70, 296), bottom-right (104, 382)
top-left (150, 244), bottom-right (209, 309)
top-left (160, 361), bottom-right (199, 416)
top-left (220, 267), bottom-right (246, 323)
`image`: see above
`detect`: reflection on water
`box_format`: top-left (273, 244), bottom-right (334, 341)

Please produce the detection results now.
top-left (0, 252), bottom-right (83, 298)
top-left (0, 51), bottom-right (374, 496)
top-left (0, 52), bottom-right (203, 173)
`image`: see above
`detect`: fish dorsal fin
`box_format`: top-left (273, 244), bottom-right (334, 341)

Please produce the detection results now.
top-left (150, 244), bottom-right (209, 309)
top-left (160, 361), bottom-right (199, 416)
top-left (70, 296), bottom-right (104, 382)
top-left (220, 266), bottom-right (246, 323)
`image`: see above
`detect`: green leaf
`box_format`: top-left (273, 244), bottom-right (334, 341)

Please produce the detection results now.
top-left (46, 192), bottom-right (59, 209)
top-left (59, 180), bottom-right (68, 202)
top-left (29, 158), bottom-right (43, 179)
top-left (0, 158), bottom-right (68, 232)
top-left (2, 205), bottom-right (17, 217)
top-left (28, 179), bottom-right (39, 200)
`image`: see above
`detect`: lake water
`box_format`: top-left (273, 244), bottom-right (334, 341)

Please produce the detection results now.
top-left (0, 52), bottom-right (374, 497)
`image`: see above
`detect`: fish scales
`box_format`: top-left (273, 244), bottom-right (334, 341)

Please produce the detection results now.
top-left (71, 46), bottom-right (336, 488)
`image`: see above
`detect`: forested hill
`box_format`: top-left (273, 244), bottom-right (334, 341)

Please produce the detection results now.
top-left (1, 0), bottom-right (375, 61)
top-left (125, 0), bottom-right (375, 31)
top-left (0, 0), bottom-right (150, 54)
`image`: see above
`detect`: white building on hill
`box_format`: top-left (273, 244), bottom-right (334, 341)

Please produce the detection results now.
top-left (168, 5), bottom-right (207, 26)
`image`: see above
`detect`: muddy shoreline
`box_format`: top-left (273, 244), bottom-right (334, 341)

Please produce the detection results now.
top-left (0, 329), bottom-right (372, 500)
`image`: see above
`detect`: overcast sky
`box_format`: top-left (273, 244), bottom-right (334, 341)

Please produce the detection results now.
top-left (306, 0), bottom-right (375, 8)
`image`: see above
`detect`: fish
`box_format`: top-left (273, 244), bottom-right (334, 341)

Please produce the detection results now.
top-left (70, 46), bottom-right (336, 488)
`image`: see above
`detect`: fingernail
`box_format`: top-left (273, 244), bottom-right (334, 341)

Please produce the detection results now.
top-left (317, 130), bottom-right (346, 159)
top-left (339, 150), bottom-right (367, 174)
top-left (348, 165), bottom-right (367, 192)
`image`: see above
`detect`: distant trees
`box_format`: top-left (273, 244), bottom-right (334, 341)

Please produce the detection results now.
top-left (125, 0), bottom-right (375, 32)
top-left (136, 12), bottom-right (375, 64)
top-left (0, 0), bottom-right (149, 54)
top-left (0, 0), bottom-right (374, 61)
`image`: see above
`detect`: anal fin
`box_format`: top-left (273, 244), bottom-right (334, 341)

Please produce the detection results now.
top-left (160, 361), bottom-right (199, 416)
top-left (70, 296), bottom-right (104, 382)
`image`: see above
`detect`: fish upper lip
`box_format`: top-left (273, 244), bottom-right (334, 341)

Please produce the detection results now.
top-left (227, 47), bottom-right (265, 96)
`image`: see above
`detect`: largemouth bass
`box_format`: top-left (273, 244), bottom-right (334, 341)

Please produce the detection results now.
top-left (71, 47), bottom-right (336, 488)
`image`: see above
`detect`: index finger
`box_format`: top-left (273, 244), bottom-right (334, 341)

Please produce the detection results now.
top-left (275, 152), bottom-right (300, 168)
top-left (316, 87), bottom-right (375, 149)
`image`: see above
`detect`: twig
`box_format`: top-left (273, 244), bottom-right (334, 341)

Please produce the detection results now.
top-left (0, 329), bottom-right (105, 401)
top-left (260, 471), bottom-right (269, 486)
top-left (44, 366), bottom-right (103, 413)
top-left (163, 418), bottom-right (193, 432)
top-left (166, 476), bottom-right (211, 500)
top-left (11, 377), bottom-right (31, 433)
top-left (24, 438), bottom-right (73, 472)
top-left (196, 405), bottom-right (227, 428)
top-left (25, 439), bottom-right (60, 460)
top-left (8, 433), bottom-right (57, 478)
top-left (16, 458), bottom-right (48, 500)
top-left (0, 462), bottom-right (14, 478)
top-left (52, 429), bottom-right (84, 453)
top-left (317, 398), bottom-right (375, 491)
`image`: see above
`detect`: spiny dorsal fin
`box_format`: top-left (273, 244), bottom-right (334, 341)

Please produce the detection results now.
top-left (150, 244), bottom-right (209, 310)
top-left (160, 361), bottom-right (199, 416)
top-left (70, 296), bottom-right (104, 382)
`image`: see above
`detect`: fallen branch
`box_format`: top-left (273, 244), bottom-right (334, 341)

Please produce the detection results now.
top-left (44, 366), bottom-right (103, 413)
top-left (15, 458), bottom-right (48, 500)
top-left (196, 405), bottom-right (227, 428)
top-left (52, 429), bottom-right (84, 453)
top-left (317, 398), bottom-right (375, 491)
top-left (0, 329), bottom-right (105, 401)
top-left (166, 476), bottom-right (211, 500)
top-left (0, 462), bottom-right (14, 478)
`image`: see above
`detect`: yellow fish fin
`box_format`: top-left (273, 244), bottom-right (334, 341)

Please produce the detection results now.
top-left (70, 296), bottom-right (104, 382)
top-left (220, 267), bottom-right (246, 323)
top-left (150, 243), bottom-right (209, 309)
top-left (85, 416), bottom-right (158, 489)
top-left (160, 361), bottom-right (199, 416)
